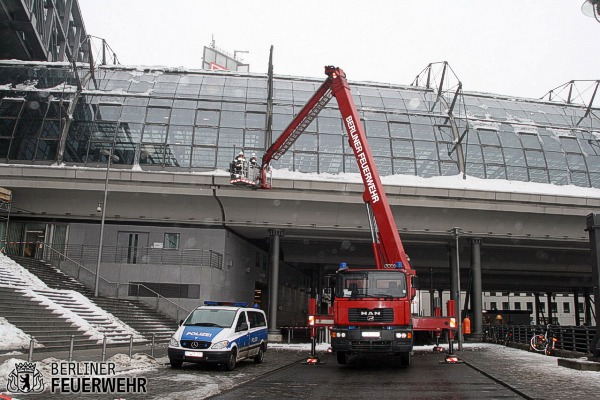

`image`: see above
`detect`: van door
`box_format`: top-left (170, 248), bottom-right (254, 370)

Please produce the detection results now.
top-left (234, 311), bottom-right (249, 359)
top-left (247, 310), bottom-right (267, 356)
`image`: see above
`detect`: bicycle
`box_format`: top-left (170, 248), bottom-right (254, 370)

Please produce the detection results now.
top-left (530, 325), bottom-right (557, 356)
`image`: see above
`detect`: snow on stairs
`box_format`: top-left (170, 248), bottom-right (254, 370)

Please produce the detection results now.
top-left (0, 286), bottom-right (99, 350)
top-left (7, 255), bottom-right (178, 343)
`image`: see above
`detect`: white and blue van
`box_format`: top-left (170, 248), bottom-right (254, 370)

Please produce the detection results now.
top-left (168, 301), bottom-right (268, 370)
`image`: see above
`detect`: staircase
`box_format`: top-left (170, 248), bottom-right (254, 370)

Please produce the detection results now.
top-left (3, 256), bottom-right (178, 348)
top-left (0, 286), bottom-right (99, 350)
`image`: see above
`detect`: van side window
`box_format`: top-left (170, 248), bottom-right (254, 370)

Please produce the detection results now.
top-left (235, 311), bottom-right (248, 332)
top-left (248, 311), bottom-right (266, 328)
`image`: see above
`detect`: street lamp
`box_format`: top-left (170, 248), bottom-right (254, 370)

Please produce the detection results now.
top-left (94, 149), bottom-right (119, 297)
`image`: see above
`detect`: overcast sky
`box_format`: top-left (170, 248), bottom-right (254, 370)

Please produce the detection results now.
top-left (77, 0), bottom-right (599, 100)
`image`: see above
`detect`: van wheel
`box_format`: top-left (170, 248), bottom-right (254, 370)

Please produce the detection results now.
top-left (224, 349), bottom-right (237, 371)
top-left (170, 359), bottom-right (183, 368)
top-left (254, 345), bottom-right (264, 364)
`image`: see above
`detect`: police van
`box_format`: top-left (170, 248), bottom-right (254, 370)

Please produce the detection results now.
top-left (168, 301), bottom-right (268, 371)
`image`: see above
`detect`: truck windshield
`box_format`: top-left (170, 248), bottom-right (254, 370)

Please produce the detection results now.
top-left (184, 309), bottom-right (237, 328)
top-left (336, 271), bottom-right (407, 298)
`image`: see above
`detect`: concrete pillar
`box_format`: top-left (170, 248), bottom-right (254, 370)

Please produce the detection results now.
top-left (585, 213), bottom-right (600, 356)
top-left (573, 288), bottom-right (580, 326)
top-left (546, 292), bottom-right (553, 324)
top-left (534, 293), bottom-right (541, 325)
top-left (469, 238), bottom-right (483, 340)
top-left (268, 229), bottom-right (283, 342)
top-left (449, 244), bottom-right (457, 304)
top-left (584, 288), bottom-right (592, 326)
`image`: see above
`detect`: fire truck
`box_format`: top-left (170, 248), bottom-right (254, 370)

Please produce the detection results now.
top-left (230, 66), bottom-right (457, 367)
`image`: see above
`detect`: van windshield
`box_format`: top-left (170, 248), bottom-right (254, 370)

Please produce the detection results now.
top-left (184, 309), bottom-right (237, 328)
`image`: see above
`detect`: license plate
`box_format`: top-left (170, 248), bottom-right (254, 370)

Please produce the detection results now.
top-left (185, 351), bottom-right (203, 357)
top-left (361, 332), bottom-right (380, 338)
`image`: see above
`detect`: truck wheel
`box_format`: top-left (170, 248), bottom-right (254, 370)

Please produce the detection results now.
top-left (224, 349), bottom-right (237, 371)
top-left (336, 351), bottom-right (347, 365)
top-left (400, 352), bottom-right (411, 368)
top-left (170, 359), bottom-right (183, 368)
top-left (254, 345), bottom-right (265, 364)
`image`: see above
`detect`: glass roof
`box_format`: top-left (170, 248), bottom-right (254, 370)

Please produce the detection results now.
top-left (0, 63), bottom-right (599, 188)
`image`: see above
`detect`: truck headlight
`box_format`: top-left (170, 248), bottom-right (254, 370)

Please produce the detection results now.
top-left (169, 337), bottom-right (179, 347)
top-left (396, 332), bottom-right (407, 339)
top-left (211, 340), bottom-right (230, 350)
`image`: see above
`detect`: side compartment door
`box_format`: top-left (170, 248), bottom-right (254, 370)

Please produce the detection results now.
top-left (234, 311), bottom-right (250, 359)
top-left (248, 311), bottom-right (267, 356)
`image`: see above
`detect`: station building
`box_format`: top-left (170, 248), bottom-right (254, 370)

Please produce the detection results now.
top-left (0, 0), bottom-right (599, 332)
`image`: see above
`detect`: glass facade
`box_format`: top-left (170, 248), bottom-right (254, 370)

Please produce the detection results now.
top-left (0, 62), bottom-right (599, 187)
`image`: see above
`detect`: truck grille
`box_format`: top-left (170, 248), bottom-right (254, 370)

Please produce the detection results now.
top-left (180, 340), bottom-right (211, 349)
top-left (351, 340), bottom-right (393, 351)
top-left (348, 308), bottom-right (394, 322)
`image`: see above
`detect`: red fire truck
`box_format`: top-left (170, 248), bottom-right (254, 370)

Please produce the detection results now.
top-left (230, 66), bottom-right (457, 367)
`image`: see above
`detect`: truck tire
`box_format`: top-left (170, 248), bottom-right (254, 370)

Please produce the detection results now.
top-left (336, 351), bottom-right (347, 365)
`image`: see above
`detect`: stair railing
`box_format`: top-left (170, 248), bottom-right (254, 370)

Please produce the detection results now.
top-left (39, 244), bottom-right (190, 321)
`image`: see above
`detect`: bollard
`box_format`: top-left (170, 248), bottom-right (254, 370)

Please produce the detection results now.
top-left (287, 329), bottom-right (291, 344)
top-left (101, 336), bottom-right (107, 362)
top-left (128, 335), bottom-right (133, 358)
top-left (151, 333), bottom-right (156, 358)
top-left (68, 335), bottom-right (75, 362)
top-left (28, 338), bottom-right (35, 362)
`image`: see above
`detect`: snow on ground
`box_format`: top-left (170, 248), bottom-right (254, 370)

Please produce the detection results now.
top-left (0, 317), bottom-right (43, 350)
top-left (0, 254), bottom-right (142, 348)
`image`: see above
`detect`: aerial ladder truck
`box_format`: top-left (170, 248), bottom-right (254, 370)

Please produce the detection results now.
top-left (230, 66), bottom-right (457, 367)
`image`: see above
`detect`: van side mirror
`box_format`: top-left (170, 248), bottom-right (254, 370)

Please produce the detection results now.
top-left (410, 276), bottom-right (419, 299)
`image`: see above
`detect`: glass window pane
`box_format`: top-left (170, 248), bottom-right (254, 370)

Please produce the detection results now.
top-left (478, 130), bottom-right (500, 146)
top-left (142, 125), bottom-right (168, 143)
top-left (97, 104), bottom-right (121, 121)
top-left (414, 141), bottom-right (438, 160)
top-left (218, 127), bottom-right (243, 148)
top-left (165, 145), bottom-right (191, 167)
top-left (318, 117), bottom-right (342, 134)
top-left (519, 133), bottom-right (541, 149)
top-left (121, 106), bottom-right (146, 123)
top-left (482, 146), bottom-right (504, 164)
top-left (499, 130), bottom-right (522, 148)
top-left (319, 153), bottom-right (343, 174)
top-left (411, 123), bottom-right (436, 141)
top-left (220, 111), bottom-right (244, 128)
top-left (560, 137), bottom-right (582, 153)
top-left (319, 133), bottom-right (343, 153)
top-left (170, 108), bottom-right (195, 125)
top-left (393, 158), bottom-right (415, 175)
top-left (168, 125), bottom-right (193, 145)
top-left (545, 151), bottom-right (568, 170)
top-left (196, 109), bottom-right (220, 126)
top-left (246, 112), bottom-right (265, 129)
top-left (365, 120), bottom-right (389, 138)
top-left (145, 107), bottom-right (171, 124)
top-left (503, 148), bottom-right (526, 166)
top-left (390, 122), bottom-right (412, 139)
top-left (244, 130), bottom-right (264, 148)
top-left (294, 133), bottom-right (317, 152)
top-left (466, 163), bottom-right (485, 178)
top-left (567, 154), bottom-right (586, 171)
top-left (369, 138), bottom-right (391, 157)
top-left (525, 149), bottom-right (546, 168)
top-left (528, 168), bottom-right (549, 183)
top-left (416, 159), bottom-right (439, 177)
top-left (392, 139), bottom-right (414, 158)
top-left (192, 147), bottom-right (216, 168)
top-left (140, 144), bottom-right (165, 165)
top-left (194, 127), bottom-right (217, 145)
top-left (465, 144), bottom-right (483, 163)
top-left (549, 169), bottom-right (569, 186)
top-left (295, 152), bottom-right (318, 173)
top-left (375, 157), bottom-right (392, 176)
top-left (486, 165), bottom-right (507, 179)
top-left (570, 171), bottom-right (590, 187)
top-left (506, 166), bottom-right (529, 182)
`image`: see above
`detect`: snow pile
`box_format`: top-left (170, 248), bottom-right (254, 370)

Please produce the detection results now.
top-left (0, 254), bottom-right (50, 288)
top-left (0, 317), bottom-right (44, 350)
